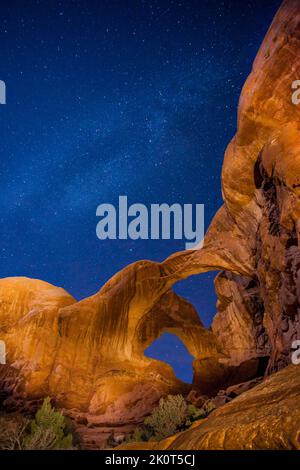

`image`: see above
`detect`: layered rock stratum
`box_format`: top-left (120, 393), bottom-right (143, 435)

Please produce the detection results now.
top-left (0, 0), bottom-right (300, 449)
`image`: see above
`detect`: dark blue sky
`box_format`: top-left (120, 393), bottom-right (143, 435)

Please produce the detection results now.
top-left (0, 0), bottom-right (282, 382)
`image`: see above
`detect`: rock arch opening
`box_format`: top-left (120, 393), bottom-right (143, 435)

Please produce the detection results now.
top-left (144, 332), bottom-right (195, 383)
top-left (173, 272), bottom-right (218, 328)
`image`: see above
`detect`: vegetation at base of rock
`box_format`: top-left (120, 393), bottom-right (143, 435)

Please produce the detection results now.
top-left (0, 398), bottom-right (75, 450)
top-left (144, 395), bottom-right (187, 440)
top-left (186, 401), bottom-right (216, 424)
top-left (119, 394), bottom-right (216, 445)
top-left (22, 397), bottom-right (74, 450)
top-left (0, 415), bottom-right (29, 450)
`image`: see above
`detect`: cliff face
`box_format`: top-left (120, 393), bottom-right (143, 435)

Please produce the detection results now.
top-left (0, 0), bottom-right (300, 449)
top-left (211, 0), bottom-right (300, 375)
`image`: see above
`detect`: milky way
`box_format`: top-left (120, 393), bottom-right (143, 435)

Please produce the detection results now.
top-left (0, 0), bottom-right (282, 382)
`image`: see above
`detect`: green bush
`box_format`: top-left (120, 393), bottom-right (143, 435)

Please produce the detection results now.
top-left (122, 395), bottom-right (216, 445)
top-left (22, 397), bottom-right (74, 450)
top-left (124, 425), bottom-right (153, 444)
top-left (192, 400), bottom-right (216, 419)
top-left (144, 395), bottom-right (187, 440)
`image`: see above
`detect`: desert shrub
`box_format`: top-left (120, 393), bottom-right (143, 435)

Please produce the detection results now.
top-left (22, 397), bottom-right (74, 450)
top-left (0, 415), bottom-right (29, 450)
top-left (123, 395), bottom-right (216, 444)
top-left (185, 400), bottom-right (216, 428)
top-left (185, 404), bottom-right (199, 427)
top-left (124, 425), bottom-right (153, 444)
top-left (64, 416), bottom-right (82, 448)
top-left (144, 394), bottom-right (187, 440)
top-left (195, 400), bottom-right (215, 419)
top-left (185, 400), bottom-right (215, 426)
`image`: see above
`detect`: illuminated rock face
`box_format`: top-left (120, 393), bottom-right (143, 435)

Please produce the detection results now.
top-left (168, 366), bottom-right (300, 450)
top-left (0, 0), bottom-right (300, 449)
top-left (210, 0), bottom-right (300, 374)
top-left (0, 273), bottom-right (221, 447)
top-left (118, 365), bottom-right (300, 450)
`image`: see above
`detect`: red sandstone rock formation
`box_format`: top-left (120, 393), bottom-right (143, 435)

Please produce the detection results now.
top-left (0, 275), bottom-right (220, 447)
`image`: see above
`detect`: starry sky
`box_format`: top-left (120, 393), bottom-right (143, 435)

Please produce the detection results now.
top-left (0, 0), bottom-right (282, 382)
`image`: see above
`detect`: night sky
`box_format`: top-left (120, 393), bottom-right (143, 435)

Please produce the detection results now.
top-left (0, 0), bottom-right (282, 382)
